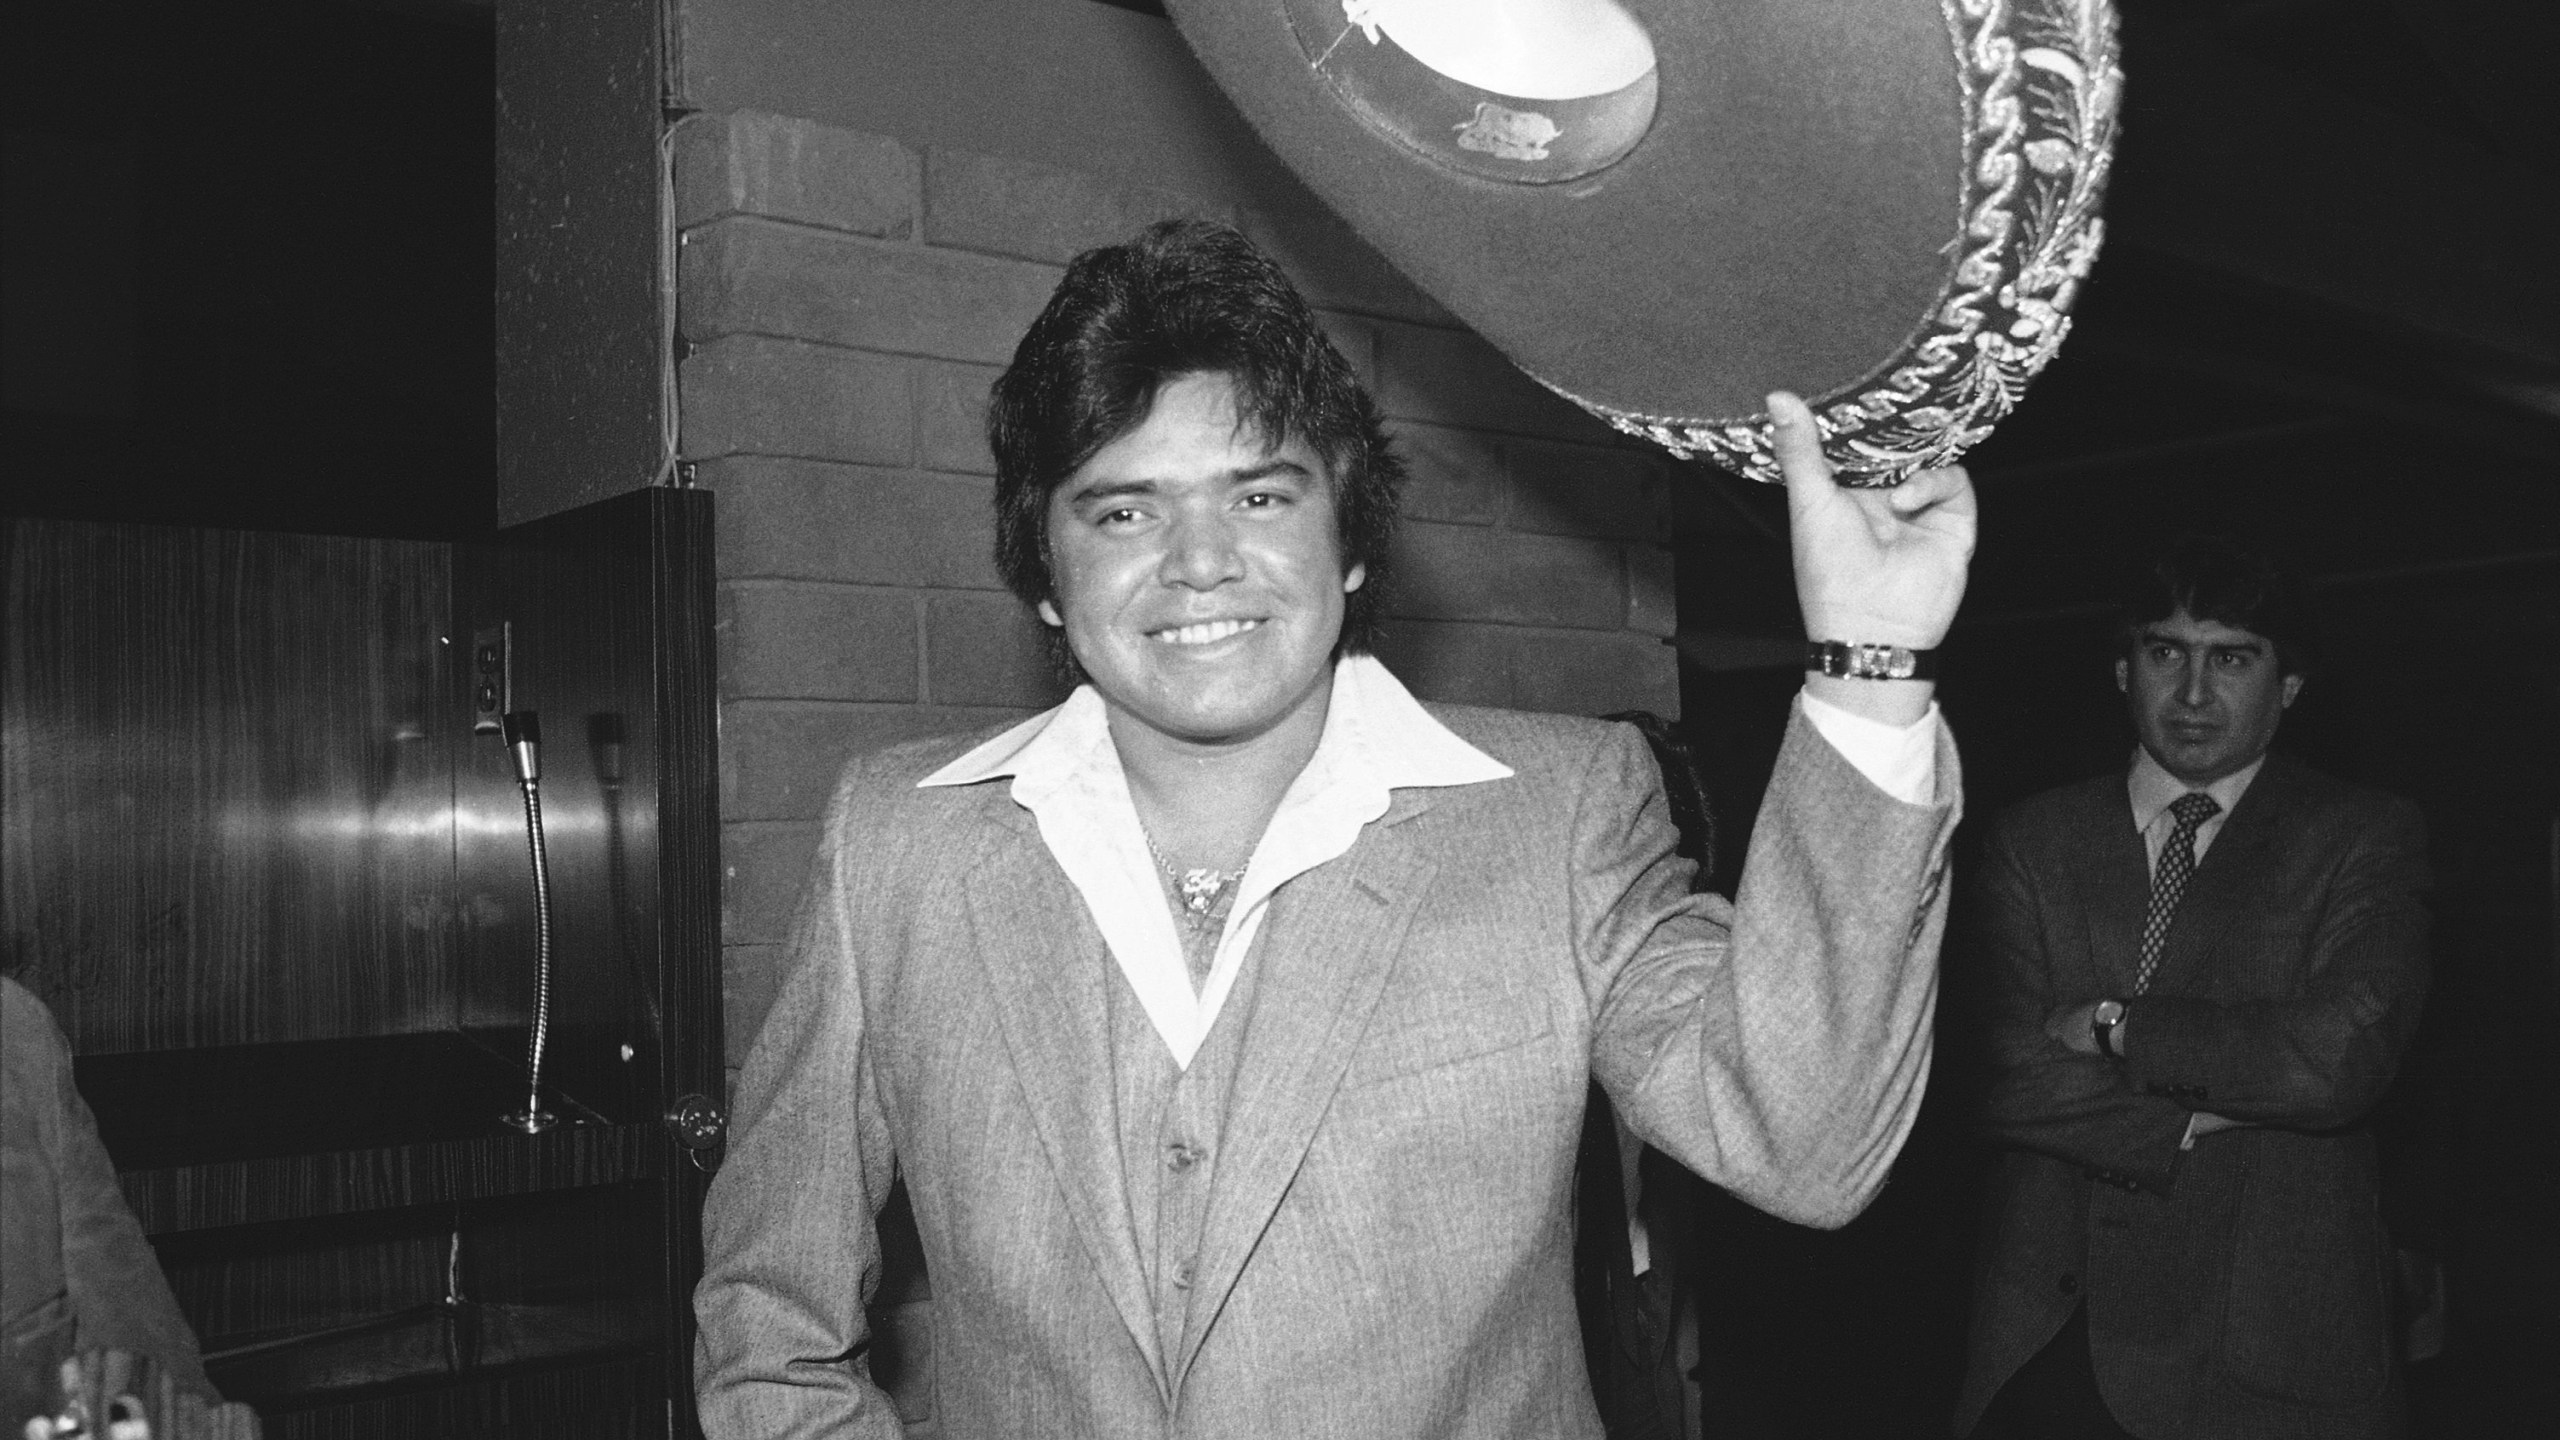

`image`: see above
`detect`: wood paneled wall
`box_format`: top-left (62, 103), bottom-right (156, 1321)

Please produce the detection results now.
top-left (451, 490), bottom-right (723, 1421)
top-left (3, 520), bottom-right (455, 1051)
top-left (5, 494), bottom-right (722, 1434)
top-left (450, 490), bottom-right (722, 1129)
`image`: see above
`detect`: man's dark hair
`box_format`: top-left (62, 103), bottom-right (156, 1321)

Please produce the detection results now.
top-left (2116, 535), bottom-right (2316, 677)
top-left (988, 219), bottom-right (1403, 664)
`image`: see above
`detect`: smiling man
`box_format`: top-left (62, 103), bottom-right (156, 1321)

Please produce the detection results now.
top-left (1958, 537), bottom-right (2432, 1440)
top-left (695, 220), bottom-right (1975, 1439)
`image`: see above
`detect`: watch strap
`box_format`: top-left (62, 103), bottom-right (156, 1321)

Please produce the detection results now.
top-left (1805, 639), bottom-right (1939, 681)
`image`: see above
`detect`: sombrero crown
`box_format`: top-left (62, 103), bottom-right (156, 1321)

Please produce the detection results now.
top-left (1168, 0), bottom-right (2121, 484)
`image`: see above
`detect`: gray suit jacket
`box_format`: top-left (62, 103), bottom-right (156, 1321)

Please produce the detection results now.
top-left (697, 702), bottom-right (1959, 1439)
top-left (1956, 754), bottom-right (2430, 1440)
top-left (2, 978), bottom-right (218, 1428)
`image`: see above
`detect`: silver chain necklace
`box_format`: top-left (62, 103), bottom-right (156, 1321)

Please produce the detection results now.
top-left (1140, 826), bottom-right (1248, 926)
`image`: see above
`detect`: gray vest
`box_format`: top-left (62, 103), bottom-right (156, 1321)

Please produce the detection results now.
top-left (1106, 900), bottom-right (1279, 1365)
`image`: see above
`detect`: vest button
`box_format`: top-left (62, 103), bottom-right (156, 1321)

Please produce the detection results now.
top-left (2058, 1273), bottom-right (2079, 1295)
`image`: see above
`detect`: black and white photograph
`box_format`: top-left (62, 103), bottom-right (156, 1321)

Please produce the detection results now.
top-left (4, 3), bottom-right (2552, 1437)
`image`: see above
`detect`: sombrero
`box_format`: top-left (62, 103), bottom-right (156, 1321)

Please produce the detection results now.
top-left (1164, 0), bottom-right (2121, 484)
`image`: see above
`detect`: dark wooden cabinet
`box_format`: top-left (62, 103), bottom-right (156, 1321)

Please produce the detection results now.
top-left (3, 490), bottom-right (720, 1438)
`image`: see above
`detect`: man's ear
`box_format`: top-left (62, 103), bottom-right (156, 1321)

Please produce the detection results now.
top-left (2113, 657), bottom-right (2129, 694)
top-left (2280, 671), bottom-right (2305, 708)
top-left (1037, 599), bottom-right (1064, 628)
top-left (1342, 561), bottom-right (1367, 595)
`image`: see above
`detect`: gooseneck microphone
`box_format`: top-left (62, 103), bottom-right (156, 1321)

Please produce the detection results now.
top-left (500, 711), bottom-right (558, 1135)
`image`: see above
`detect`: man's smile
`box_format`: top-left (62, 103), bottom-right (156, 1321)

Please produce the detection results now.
top-left (1149, 617), bottom-right (1265, 646)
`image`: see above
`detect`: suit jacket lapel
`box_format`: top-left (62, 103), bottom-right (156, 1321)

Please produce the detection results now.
top-left (1173, 792), bottom-right (1443, 1387)
top-left (962, 814), bottom-right (1172, 1400)
top-left (2071, 787), bottom-right (2153, 996)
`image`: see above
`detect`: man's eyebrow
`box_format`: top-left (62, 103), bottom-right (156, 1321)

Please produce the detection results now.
top-left (1061, 476), bottom-right (1160, 506)
top-left (1229, 458), bottom-right (1314, 484)
top-left (2136, 628), bottom-right (2266, 652)
top-left (1062, 459), bottom-right (1313, 506)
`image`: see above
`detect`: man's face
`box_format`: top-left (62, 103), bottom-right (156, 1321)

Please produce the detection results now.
top-left (1038, 372), bottom-right (1364, 752)
top-left (2115, 608), bottom-right (2304, 786)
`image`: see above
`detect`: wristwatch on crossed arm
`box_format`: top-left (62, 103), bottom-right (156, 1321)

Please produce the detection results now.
top-left (2090, 999), bottom-right (2127, 1060)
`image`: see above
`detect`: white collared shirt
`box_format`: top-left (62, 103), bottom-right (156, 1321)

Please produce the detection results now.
top-left (921, 654), bottom-right (1938, 1066)
top-left (2126, 746), bottom-right (2266, 876)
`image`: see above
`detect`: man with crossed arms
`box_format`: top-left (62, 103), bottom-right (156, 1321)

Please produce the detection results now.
top-left (1959, 537), bottom-right (2430, 1440)
top-left (695, 220), bottom-right (1976, 1438)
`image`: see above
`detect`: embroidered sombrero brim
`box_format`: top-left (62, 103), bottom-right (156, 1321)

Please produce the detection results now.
top-left (1166, 0), bottom-right (2120, 484)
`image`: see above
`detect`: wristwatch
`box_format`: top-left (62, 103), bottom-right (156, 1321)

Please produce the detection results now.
top-left (1805, 640), bottom-right (1938, 681)
top-left (2090, 999), bottom-right (2127, 1059)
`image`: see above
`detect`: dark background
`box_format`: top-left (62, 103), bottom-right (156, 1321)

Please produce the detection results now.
top-left (3, 0), bottom-right (495, 539)
top-left (1670, 7), bottom-right (2556, 1435)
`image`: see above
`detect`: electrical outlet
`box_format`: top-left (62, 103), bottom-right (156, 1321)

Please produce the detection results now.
top-left (471, 622), bottom-right (511, 735)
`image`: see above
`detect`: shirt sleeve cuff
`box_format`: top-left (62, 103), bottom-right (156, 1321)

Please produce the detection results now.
top-left (2179, 1112), bottom-right (2203, 1151)
top-left (1798, 691), bottom-right (1940, 806)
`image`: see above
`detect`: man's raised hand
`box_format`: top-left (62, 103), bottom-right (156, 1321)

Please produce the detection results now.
top-left (1771, 391), bottom-right (1976, 725)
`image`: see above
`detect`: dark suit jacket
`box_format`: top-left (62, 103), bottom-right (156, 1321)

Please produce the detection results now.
top-left (697, 703), bottom-right (1959, 1439)
top-left (1954, 754), bottom-right (2429, 1440)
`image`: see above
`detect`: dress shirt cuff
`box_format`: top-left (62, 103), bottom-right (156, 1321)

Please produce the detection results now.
top-left (2179, 1111), bottom-right (2203, 1151)
top-left (1798, 691), bottom-right (1939, 806)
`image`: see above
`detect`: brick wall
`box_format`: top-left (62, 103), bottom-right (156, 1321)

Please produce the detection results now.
top-left (673, 108), bottom-right (1681, 1073)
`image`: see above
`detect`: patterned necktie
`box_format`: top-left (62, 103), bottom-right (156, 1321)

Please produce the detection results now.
top-left (2136, 792), bottom-right (2222, 994)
